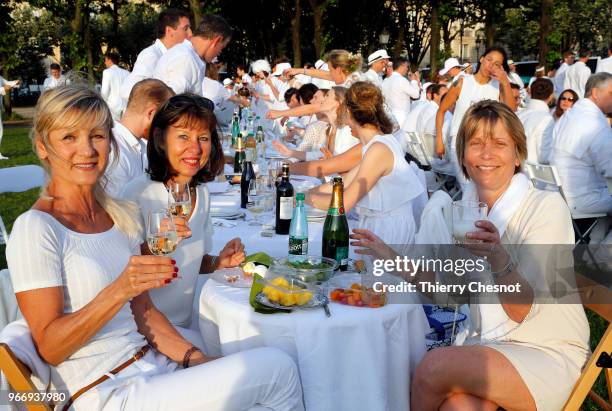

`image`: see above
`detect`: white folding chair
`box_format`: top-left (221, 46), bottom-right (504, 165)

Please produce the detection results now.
top-left (524, 161), bottom-right (606, 244)
top-left (0, 165), bottom-right (45, 244)
top-left (405, 131), bottom-right (431, 168)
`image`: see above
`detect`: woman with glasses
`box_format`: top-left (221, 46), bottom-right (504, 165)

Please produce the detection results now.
top-left (121, 94), bottom-right (247, 349)
top-left (6, 86), bottom-right (303, 410)
top-left (552, 89), bottom-right (579, 121)
top-left (433, 46), bottom-right (517, 190)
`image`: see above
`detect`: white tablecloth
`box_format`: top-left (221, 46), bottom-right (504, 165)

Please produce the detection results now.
top-left (199, 275), bottom-right (429, 411)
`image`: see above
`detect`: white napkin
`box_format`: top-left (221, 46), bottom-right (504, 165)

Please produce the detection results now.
top-left (212, 218), bottom-right (238, 228)
top-left (210, 195), bottom-right (240, 214)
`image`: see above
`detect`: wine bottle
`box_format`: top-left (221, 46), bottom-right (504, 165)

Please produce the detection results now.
top-left (288, 192), bottom-right (308, 257)
top-left (240, 150), bottom-right (256, 208)
top-left (275, 162), bottom-right (294, 235)
top-left (322, 177), bottom-right (349, 271)
top-left (231, 112), bottom-right (240, 148)
top-left (233, 133), bottom-right (245, 173)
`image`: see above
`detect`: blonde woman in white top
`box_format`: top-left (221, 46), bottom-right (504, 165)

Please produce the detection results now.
top-left (351, 101), bottom-right (589, 411)
top-left (306, 82), bottom-right (424, 245)
top-left (6, 86), bottom-right (303, 410)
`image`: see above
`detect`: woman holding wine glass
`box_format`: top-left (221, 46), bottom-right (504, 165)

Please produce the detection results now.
top-left (6, 86), bottom-right (303, 410)
top-left (350, 101), bottom-right (589, 411)
top-left (121, 94), bottom-right (247, 347)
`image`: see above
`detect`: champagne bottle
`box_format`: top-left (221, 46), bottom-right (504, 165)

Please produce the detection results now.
top-left (322, 177), bottom-right (349, 271)
top-left (245, 131), bottom-right (257, 160)
top-left (288, 193), bottom-right (308, 257)
top-left (233, 133), bottom-right (245, 173)
top-left (240, 150), bottom-right (256, 208)
top-left (275, 163), bottom-right (294, 235)
top-left (231, 112), bottom-right (240, 148)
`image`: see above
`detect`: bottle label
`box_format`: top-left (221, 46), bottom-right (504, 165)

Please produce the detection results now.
top-left (327, 207), bottom-right (345, 216)
top-left (334, 246), bottom-right (348, 264)
top-left (289, 237), bottom-right (308, 255)
top-left (279, 197), bottom-right (293, 220)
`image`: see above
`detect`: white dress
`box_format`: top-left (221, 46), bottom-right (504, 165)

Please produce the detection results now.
top-left (354, 134), bottom-right (425, 247)
top-left (120, 175), bottom-right (213, 328)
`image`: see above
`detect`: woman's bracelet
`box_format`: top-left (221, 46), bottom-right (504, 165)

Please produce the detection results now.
top-left (183, 346), bottom-right (202, 368)
top-left (491, 258), bottom-right (514, 279)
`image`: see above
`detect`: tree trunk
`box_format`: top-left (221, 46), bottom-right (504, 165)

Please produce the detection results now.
top-left (393, 25), bottom-right (404, 57)
top-left (538, 0), bottom-right (552, 67)
top-left (396, 0), bottom-right (409, 64)
top-left (291, 0), bottom-right (302, 67)
top-left (2, 67), bottom-right (11, 117)
top-left (429, 0), bottom-right (440, 75)
top-left (85, 12), bottom-right (94, 85)
top-left (308, 0), bottom-right (327, 59)
top-left (111, 0), bottom-right (120, 50)
top-left (484, 2), bottom-right (495, 47)
top-left (188, 0), bottom-right (202, 27)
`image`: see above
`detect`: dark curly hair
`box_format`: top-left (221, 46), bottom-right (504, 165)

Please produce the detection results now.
top-left (147, 94), bottom-right (224, 186)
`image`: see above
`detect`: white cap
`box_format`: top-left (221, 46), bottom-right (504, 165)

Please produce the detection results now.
top-left (507, 59), bottom-right (515, 66)
top-left (251, 59), bottom-right (271, 74)
top-left (314, 59), bottom-right (326, 70)
top-left (367, 49), bottom-right (390, 65)
top-left (272, 62), bottom-right (292, 76)
top-left (439, 57), bottom-right (468, 76)
top-left (222, 78), bottom-right (233, 86)
top-left (535, 66), bottom-right (545, 73)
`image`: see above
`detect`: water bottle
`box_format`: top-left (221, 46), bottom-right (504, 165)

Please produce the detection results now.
top-left (288, 193), bottom-right (308, 256)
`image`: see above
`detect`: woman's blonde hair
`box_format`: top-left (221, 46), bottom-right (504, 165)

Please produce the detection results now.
top-left (455, 100), bottom-right (527, 178)
top-left (31, 85), bottom-right (142, 238)
top-left (325, 86), bottom-right (349, 150)
top-left (326, 49), bottom-right (363, 74)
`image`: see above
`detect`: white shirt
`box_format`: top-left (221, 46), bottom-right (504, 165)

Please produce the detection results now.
top-left (42, 75), bottom-right (66, 91)
top-left (311, 63), bottom-right (336, 90)
top-left (451, 75), bottom-right (500, 137)
top-left (517, 99), bottom-right (555, 164)
top-left (105, 122), bottom-right (147, 197)
top-left (154, 40), bottom-right (206, 95)
top-left (6, 210), bottom-right (146, 396)
top-left (121, 176), bottom-right (213, 327)
top-left (554, 62), bottom-right (569, 96)
top-left (202, 77), bottom-right (234, 126)
top-left (563, 61), bottom-right (591, 98)
top-left (382, 72), bottom-right (421, 126)
top-left (120, 39), bottom-right (167, 102)
top-left (363, 69), bottom-right (383, 88)
top-left (596, 56), bottom-right (612, 73)
top-left (416, 100), bottom-right (440, 136)
top-left (550, 98), bottom-right (612, 212)
top-left (333, 125), bottom-right (360, 155)
top-left (101, 64), bottom-right (130, 119)
top-left (241, 73), bottom-right (252, 84)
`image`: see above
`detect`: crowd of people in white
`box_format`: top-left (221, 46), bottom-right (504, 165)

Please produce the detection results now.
top-left (1, 6), bottom-right (612, 411)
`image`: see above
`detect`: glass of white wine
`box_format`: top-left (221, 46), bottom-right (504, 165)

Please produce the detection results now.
top-left (451, 201), bottom-right (488, 245)
top-left (246, 181), bottom-right (274, 226)
top-left (147, 210), bottom-right (179, 256)
top-left (168, 181), bottom-right (192, 218)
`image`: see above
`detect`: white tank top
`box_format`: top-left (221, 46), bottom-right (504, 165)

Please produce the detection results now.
top-left (451, 75), bottom-right (500, 137)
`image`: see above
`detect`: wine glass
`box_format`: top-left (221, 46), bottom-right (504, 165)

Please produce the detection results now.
top-left (268, 159), bottom-right (283, 186)
top-left (147, 210), bottom-right (179, 256)
top-left (168, 181), bottom-right (192, 218)
top-left (451, 201), bottom-right (488, 245)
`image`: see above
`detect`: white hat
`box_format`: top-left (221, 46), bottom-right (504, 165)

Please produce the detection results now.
top-left (222, 78), bottom-right (233, 86)
top-left (251, 59), bottom-right (271, 74)
top-left (535, 66), bottom-right (545, 73)
top-left (272, 62), bottom-right (292, 76)
top-left (507, 59), bottom-right (515, 66)
top-left (367, 49), bottom-right (390, 65)
top-left (314, 59), bottom-right (326, 70)
top-left (439, 57), bottom-right (468, 76)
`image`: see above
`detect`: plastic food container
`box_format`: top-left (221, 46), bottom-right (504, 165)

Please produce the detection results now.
top-left (267, 256), bottom-right (339, 284)
top-left (329, 283), bottom-right (387, 308)
top-left (256, 273), bottom-right (316, 307)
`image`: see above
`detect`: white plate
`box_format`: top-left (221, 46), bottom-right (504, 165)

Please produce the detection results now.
top-left (207, 182), bottom-right (230, 194)
top-left (211, 268), bottom-right (253, 288)
top-left (210, 210), bottom-right (244, 219)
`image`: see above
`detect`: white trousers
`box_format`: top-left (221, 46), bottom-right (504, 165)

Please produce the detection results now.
top-left (75, 347), bottom-right (304, 411)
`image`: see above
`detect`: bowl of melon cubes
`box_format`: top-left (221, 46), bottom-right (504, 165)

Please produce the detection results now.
top-left (329, 283), bottom-right (387, 308)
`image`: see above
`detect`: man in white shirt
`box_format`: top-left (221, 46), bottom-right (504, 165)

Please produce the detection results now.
top-left (101, 52), bottom-right (130, 120)
top-left (120, 9), bottom-right (192, 105)
top-left (564, 49), bottom-right (592, 97)
top-left (517, 78), bottom-right (555, 164)
top-left (155, 14), bottom-right (232, 96)
top-left (550, 72), bottom-right (612, 214)
top-left (310, 60), bottom-right (335, 90)
top-left (596, 43), bottom-right (612, 74)
top-left (439, 57), bottom-right (469, 86)
top-left (0, 75), bottom-right (19, 159)
top-left (382, 56), bottom-right (421, 128)
top-left (42, 63), bottom-right (66, 91)
top-left (106, 79), bottom-right (174, 197)
top-left (417, 84), bottom-right (448, 137)
top-left (553, 50), bottom-right (575, 96)
top-left (236, 65), bottom-right (252, 85)
top-left (364, 49), bottom-right (390, 88)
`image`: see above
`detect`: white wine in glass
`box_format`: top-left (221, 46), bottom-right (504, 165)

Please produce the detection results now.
top-left (147, 210), bottom-right (179, 256)
top-left (168, 182), bottom-right (192, 218)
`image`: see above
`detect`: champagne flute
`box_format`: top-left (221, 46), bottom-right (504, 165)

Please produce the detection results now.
top-left (451, 201), bottom-right (488, 245)
top-left (147, 210), bottom-right (179, 256)
top-left (168, 181), bottom-right (192, 218)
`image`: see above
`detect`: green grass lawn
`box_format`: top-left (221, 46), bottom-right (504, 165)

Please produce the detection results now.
top-left (0, 126), bottom-right (609, 408)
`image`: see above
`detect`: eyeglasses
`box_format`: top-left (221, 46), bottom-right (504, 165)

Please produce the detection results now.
top-left (560, 96), bottom-right (575, 102)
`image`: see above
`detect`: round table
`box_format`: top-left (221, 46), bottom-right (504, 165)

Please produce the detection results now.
top-left (199, 273), bottom-right (429, 411)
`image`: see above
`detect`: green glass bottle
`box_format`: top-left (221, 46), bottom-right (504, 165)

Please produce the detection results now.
top-left (233, 133), bottom-right (246, 173)
top-left (322, 177), bottom-right (349, 271)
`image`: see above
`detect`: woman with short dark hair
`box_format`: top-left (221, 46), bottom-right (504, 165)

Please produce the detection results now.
top-left (553, 88), bottom-right (579, 121)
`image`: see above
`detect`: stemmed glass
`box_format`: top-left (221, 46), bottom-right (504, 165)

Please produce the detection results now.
top-left (168, 181), bottom-right (192, 218)
top-left (451, 201), bottom-right (488, 245)
top-left (268, 159), bottom-right (283, 186)
top-left (147, 210), bottom-right (179, 256)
